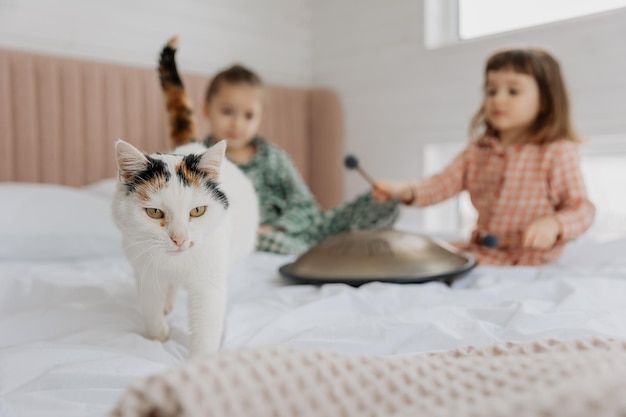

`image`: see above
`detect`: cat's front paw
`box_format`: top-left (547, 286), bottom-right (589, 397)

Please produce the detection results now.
top-left (144, 319), bottom-right (170, 342)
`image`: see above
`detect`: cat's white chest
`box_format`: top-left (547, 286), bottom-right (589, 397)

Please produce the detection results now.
top-left (125, 240), bottom-right (225, 288)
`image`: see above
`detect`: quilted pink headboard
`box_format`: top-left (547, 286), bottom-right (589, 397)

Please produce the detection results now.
top-left (0, 47), bottom-right (344, 209)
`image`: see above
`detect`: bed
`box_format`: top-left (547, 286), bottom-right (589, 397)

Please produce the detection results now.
top-left (2, 47), bottom-right (626, 417)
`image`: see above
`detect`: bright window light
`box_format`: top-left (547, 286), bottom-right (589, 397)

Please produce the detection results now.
top-left (459, 0), bottom-right (626, 39)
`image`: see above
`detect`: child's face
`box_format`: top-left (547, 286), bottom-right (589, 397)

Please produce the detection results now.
top-left (483, 69), bottom-right (541, 138)
top-left (203, 84), bottom-right (263, 151)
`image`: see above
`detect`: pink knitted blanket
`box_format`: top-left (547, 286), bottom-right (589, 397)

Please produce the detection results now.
top-left (110, 338), bottom-right (626, 417)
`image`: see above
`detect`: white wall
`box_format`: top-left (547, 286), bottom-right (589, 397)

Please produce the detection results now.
top-left (312, 1), bottom-right (626, 229)
top-left (0, 0), bottom-right (312, 85)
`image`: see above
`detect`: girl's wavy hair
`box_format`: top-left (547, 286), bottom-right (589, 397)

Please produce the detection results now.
top-left (470, 48), bottom-right (579, 144)
top-left (204, 64), bottom-right (263, 103)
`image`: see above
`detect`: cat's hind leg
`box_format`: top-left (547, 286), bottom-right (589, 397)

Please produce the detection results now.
top-left (164, 284), bottom-right (177, 315)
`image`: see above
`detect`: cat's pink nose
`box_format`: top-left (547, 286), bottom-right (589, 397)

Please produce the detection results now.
top-left (170, 234), bottom-right (187, 247)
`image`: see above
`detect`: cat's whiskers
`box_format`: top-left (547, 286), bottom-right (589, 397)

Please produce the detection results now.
top-left (124, 240), bottom-right (162, 266)
top-left (136, 243), bottom-right (163, 293)
top-left (123, 238), bottom-right (159, 251)
top-left (128, 243), bottom-right (159, 265)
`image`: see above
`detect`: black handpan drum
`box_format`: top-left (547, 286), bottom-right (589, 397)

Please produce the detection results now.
top-left (279, 230), bottom-right (476, 286)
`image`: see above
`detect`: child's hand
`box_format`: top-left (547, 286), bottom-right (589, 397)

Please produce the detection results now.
top-left (258, 225), bottom-right (277, 235)
top-left (372, 180), bottom-right (414, 204)
top-left (522, 216), bottom-right (562, 250)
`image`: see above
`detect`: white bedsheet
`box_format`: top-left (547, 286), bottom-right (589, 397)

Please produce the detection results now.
top-left (2, 238), bottom-right (626, 417)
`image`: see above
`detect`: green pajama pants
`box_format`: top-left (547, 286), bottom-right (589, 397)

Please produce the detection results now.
top-left (257, 192), bottom-right (400, 256)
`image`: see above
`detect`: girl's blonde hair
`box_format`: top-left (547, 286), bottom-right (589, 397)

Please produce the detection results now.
top-left (470, 48), bottom-right (579, 144)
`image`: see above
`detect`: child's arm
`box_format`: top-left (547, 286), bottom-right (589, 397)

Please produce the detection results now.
top-left (547, 141), bottom-right (596, 242)
top-left (374, 148), bottom-right (468, 206)
top-left (269, 149), bottom-right (320, 235)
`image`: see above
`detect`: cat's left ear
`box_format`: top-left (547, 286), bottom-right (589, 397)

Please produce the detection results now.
top-left (198, 140), bottom-right (226, 180)
top-left (115, 139), bottom-right (149, 182)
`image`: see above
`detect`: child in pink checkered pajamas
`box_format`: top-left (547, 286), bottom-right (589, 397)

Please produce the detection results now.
top-left (373, 48), bottom-right (595, 266)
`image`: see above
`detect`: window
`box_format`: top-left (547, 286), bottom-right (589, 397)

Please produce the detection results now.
top-left (459, 0), bottom-right (626, 40)
top-left (425, 0), bottom-right (626, 48)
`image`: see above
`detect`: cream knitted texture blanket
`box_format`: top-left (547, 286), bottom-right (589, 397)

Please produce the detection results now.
top-left (110, 338), bottom-right (626, 417)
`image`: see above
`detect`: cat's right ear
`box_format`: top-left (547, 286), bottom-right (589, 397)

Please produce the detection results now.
top-left (115, 139), bottom-right (149, 182)
top-left (198, 140), bottom-right (227, 180)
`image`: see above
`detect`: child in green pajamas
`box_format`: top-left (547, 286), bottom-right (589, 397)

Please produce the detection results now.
top-left (201, 65), bottom-right (399, 255)
top-left (159, 40), bottom-right (398, 255)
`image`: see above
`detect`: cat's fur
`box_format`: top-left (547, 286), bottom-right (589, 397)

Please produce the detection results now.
top-left (112, 139), bottom-right (258, 357)
top-left (158, 35), bottom-right (197, 148)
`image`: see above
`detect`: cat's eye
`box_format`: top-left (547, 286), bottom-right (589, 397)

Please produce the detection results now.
top-left (190, 206), bottom-right (207, 218)
top-left (145, 208), bottom-right (164, 219)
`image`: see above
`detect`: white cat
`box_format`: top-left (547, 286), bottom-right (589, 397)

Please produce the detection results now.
top-left (112, 139), bottom-right (258, 357)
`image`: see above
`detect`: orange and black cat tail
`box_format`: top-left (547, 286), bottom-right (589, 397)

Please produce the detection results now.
top-left (158, 36), bottom-right (198, 147)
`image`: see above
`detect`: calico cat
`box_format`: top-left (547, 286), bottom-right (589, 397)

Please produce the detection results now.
top-left (112, 140), bottom-right (258, 357)
top-left (111, 38), bottom-right (259, 358)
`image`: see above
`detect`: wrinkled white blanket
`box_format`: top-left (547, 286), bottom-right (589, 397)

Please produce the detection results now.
top-left (4, 241), bottom-right (626, 417)
top-left (110, 338), bottom-right (626, 417)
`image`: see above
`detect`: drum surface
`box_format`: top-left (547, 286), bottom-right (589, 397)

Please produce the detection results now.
top-left (279, 230), bottom-right (476, 286)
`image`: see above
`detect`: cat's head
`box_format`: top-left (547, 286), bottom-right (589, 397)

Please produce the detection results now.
top-left (112, 140), bottom-right (229, 254)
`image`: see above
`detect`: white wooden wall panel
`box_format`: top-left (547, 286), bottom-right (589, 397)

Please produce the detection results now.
top-left (0, 0), bottom-right (312, 85)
